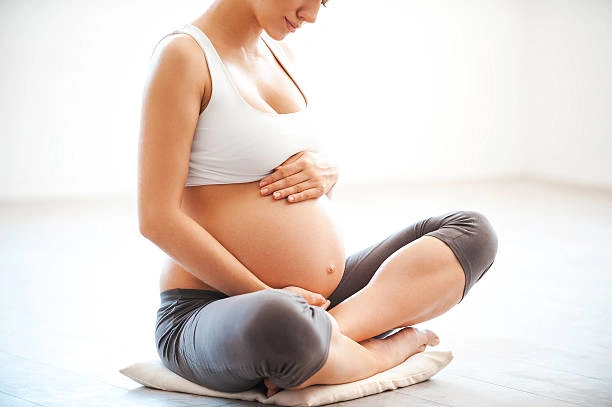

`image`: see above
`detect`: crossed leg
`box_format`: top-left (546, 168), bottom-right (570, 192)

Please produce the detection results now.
top-left (289, 237), bottom-right (462, 391)
top-left (330, 236), bottom-right (465, 342)
top-left (278, 211), bottom-right (498, 391)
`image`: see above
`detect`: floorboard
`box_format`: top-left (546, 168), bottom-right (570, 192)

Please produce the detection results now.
top-left (0, 392), bottom-right (45, 407)
top-left (1, 178), bottom-right (611, 406)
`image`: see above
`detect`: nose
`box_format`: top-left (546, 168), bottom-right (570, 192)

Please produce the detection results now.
top-left (297, 0), bottom-right (321, 24)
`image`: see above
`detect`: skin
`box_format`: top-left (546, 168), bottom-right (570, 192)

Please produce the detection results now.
top-left (138, 0), bottom-right (465, 397)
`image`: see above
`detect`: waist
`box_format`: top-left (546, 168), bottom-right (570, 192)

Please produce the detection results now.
top-left (160, 288), bottom-right (228, 302)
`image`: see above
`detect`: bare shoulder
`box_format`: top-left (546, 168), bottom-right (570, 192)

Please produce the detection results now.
top-left (147, 33), bottom-right (210, 90)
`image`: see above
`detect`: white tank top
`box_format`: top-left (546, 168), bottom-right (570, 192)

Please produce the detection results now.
top-left (165, 24), bottom-right (320, 186)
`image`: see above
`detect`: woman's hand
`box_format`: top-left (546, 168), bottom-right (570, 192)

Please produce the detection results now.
top-left (259, 151), bottom-right (338, 203)
top-left (282, 286), bottom-right (331, 310)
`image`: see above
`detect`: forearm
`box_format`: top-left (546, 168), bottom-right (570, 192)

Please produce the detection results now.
top-left (141, 210), bottom-right (270, 296)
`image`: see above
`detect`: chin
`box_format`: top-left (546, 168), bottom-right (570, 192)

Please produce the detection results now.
top-left (266, 29), bottom-right (288, 41)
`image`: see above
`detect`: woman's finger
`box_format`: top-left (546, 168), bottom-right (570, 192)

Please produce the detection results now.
top-left (268, 178), bottom-right (314, 199)
top-left (287, 188), bottom-right (322, 203)
top-left (272, 182), bottom-right (306, 200)
top-left (259, 161), bottom-right (302, 189)
top-left (260, 169), bottom-right (305, 196)
top-left (282, 286), bottom-right (328, 308)
top-left (302, 289), bottom-right (325, 306)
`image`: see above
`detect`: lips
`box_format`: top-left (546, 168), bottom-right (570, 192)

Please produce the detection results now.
top-left (285, 17), bottom-right (298, 32)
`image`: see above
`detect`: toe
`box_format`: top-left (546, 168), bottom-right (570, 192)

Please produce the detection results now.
top-left (264, 378), bottom-right (281, 397)
top-left (423, 329), bottom-right (440, 346)
top-left (413, 328), bottom-right (440, 347)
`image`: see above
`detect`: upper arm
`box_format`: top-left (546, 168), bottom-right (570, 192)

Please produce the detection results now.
top-left (138, 35), bottom-right (209, 229)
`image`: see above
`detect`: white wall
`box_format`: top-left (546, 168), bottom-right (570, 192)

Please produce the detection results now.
top-left (0, 0), bottom-right (210, 200)
top-left (294, 0), bottom-right (524, 185)
top-left (519, 0), bottom-right (612, 189)
top-left (0, 0), bottom-right (610, 200)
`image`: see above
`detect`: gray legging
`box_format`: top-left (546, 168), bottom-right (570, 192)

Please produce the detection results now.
top-left (155, 210), bottom-right (498, 392)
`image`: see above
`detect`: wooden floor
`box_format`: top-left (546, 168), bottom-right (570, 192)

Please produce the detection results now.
top-left (1, 178), bottom-right (611, 407)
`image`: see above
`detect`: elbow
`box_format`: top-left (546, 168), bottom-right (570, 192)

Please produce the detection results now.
top-left (138, 213), bottom-right (158, 242)
top-left (137, 188), bottom-right (182, 244)
top-left (138, 216), bottom-right (154, 240)
top-left (138, 207), bottom-right (170, 243)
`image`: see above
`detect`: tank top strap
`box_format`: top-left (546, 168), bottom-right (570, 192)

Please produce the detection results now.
top-left (260, 35), bottom-right (308, 107)
top-left (169, 24), bottom-right (233, 95)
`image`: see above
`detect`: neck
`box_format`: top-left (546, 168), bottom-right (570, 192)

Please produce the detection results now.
top-left (194, 0), bottom-right (263, 54)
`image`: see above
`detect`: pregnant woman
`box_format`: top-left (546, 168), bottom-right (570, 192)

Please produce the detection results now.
top-left (138, 0), bottom-right (498, 397)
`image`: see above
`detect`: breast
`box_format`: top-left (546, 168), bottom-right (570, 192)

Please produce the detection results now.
top-left (186, 95), bottom-right (320, 186)
top-left (180, 182), bottom-right (345, 297)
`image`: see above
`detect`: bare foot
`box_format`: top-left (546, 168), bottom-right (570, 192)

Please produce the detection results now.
top-left (360, 327), bottom-right (439, 369)
top-left (264, 378), bottom-right (281, 397)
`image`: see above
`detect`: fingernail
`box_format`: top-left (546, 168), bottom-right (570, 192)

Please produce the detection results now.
top-left (273, 192), bottom-right (281, 199)
top-left (260, 187), bottom-right (268, 195)
top-left (288, 195), bottom-right (295, 202)
top-left (259, 180), bottom-right (267, 187)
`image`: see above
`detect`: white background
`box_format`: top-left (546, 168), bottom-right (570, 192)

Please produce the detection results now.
top-left (1, 0), bottom-right (611, 200)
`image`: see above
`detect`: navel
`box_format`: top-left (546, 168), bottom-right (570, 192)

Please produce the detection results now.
top-left (326, 264), bottom-right (336, 274)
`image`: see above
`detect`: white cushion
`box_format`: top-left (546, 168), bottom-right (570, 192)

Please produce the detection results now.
top-left (120, 350), bottom-right (453, 406)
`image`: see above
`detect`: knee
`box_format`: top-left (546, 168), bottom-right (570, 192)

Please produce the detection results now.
top-left (448, 210), bottom-right (498, 280)
top-left (243, 290), bottom-right (331, 387)
top-left (463, 210), bottom-right (498, 265)
top-left (244, 290), bottom-right (329, 355)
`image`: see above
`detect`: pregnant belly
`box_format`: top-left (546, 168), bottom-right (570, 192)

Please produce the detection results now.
top-left (169, 182), bottom-right (346, 298)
